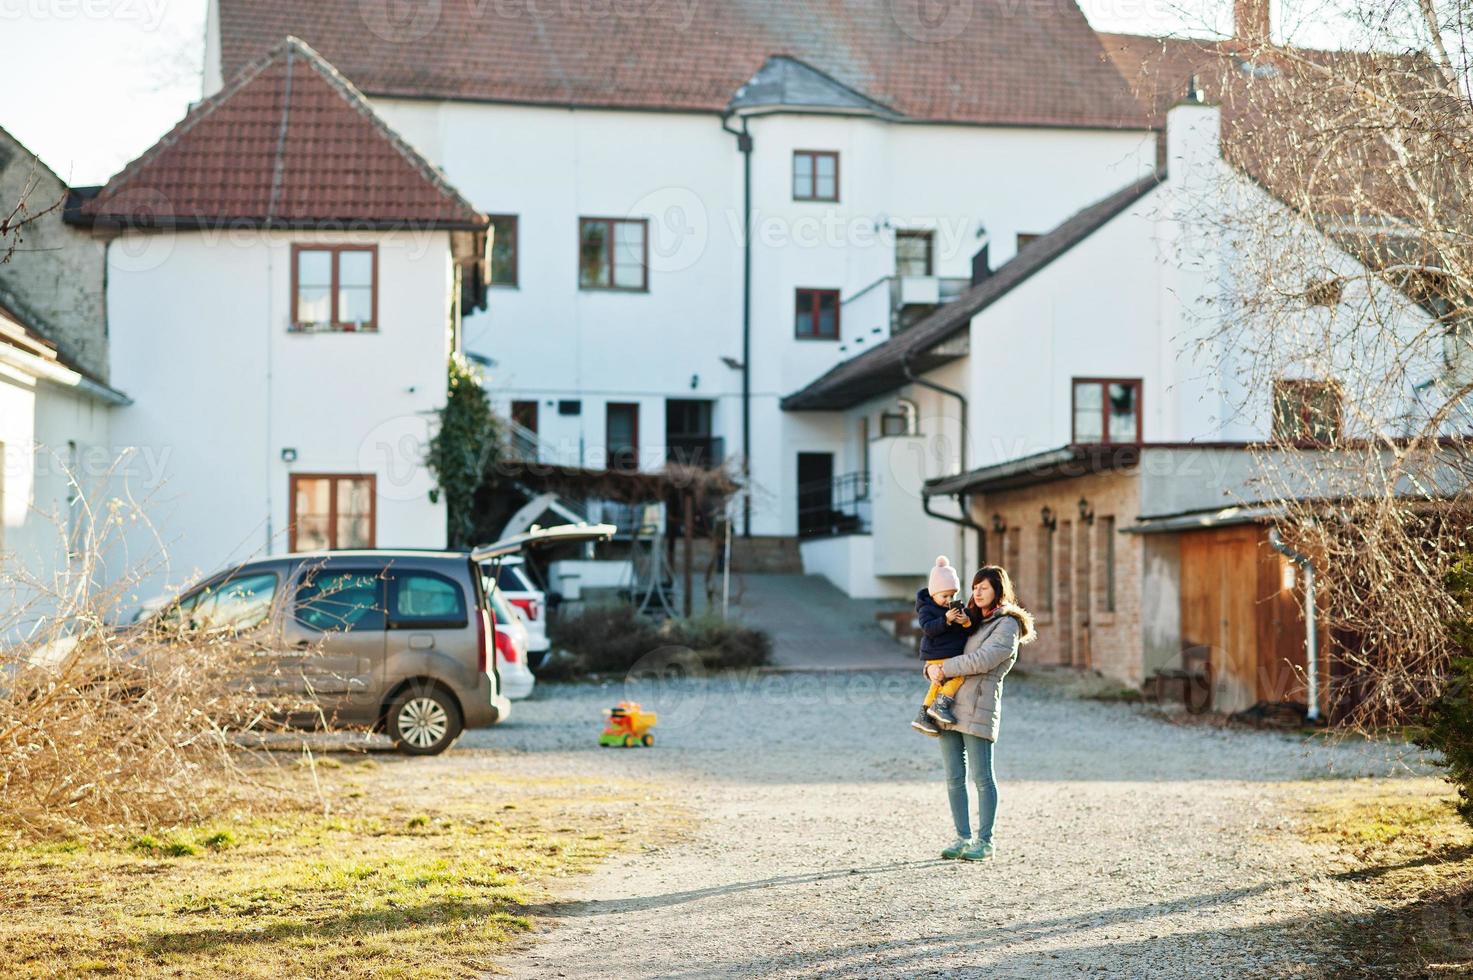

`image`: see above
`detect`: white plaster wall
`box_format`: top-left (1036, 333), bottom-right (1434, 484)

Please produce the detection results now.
top-left (105, 228), bottom-right (450, 592)
top-left (0, 367), bottom-right (112, 592)
top-left (369, 96), bottom-right (1155, 535)
top-left (798, 534), bottom-right (913, 600)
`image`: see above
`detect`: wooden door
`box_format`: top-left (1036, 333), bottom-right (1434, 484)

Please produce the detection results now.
top-left (1179, 527), bottom-right (1259, 713)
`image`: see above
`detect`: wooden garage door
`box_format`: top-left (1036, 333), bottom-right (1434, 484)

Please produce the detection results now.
top-left (1179, 527), bottom-right (1259, 713)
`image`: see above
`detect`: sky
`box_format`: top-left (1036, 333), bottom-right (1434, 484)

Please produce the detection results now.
top-left (3, 0), bottom-right (1352, 187)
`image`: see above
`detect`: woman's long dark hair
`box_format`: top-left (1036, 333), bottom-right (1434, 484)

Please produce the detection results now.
top-left (967, 565), bottom-right (1017, 615)
top-left (966, 565), bottom-right (1037, 643)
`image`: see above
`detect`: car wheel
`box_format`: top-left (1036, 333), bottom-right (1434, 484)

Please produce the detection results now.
top-left (388, 685), bottom-right (463, 756)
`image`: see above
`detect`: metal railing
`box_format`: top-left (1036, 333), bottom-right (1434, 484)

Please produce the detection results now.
top-left (797, 471), bottom-right (871, 538)
top-left (666, 436), bottom-right (725, 469)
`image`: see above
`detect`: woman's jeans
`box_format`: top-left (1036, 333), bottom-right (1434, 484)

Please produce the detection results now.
top-left (938, 729), bottom-right (997, 843)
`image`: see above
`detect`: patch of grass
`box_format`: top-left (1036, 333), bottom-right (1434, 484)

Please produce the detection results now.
top-left (201, 831), bottom-right (236, 851)
top-left (1295, 778), bottom-right (1473, 975)
top-left (128, 835), bottom-right (201, 858)
top-left (0, 759), bottom-right (684, 979)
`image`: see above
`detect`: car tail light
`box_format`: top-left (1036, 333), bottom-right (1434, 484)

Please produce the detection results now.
top-left (495, 627), bottom-right (520, 664)
top-left (510, 597), bottom-right (540, 621)
top-left (476, 608), bottom-right (490, 673)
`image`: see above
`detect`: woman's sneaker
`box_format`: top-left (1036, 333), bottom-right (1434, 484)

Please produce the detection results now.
top-left (940, 837), bottom-right (969, 860)
top-left (960, 838), bottom-right (994, 862)
top-left (910, 706), bottom-right (940, 736)
top-left (927, 694), bottom-right (959, 726)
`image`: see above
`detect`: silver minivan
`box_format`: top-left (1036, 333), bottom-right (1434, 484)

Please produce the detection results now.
top-left (156, 550), bottom-right (507, 755)
top-left (149, 524), bottom-right (614, 755)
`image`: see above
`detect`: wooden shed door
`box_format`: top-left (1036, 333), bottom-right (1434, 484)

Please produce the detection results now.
top-left (1179, 528), bottom-right (1259, 713)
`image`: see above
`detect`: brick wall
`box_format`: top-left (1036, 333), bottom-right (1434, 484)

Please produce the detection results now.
top-left (968, 469), bottom-right (1145, 686)
top-left (0, 129), bottom-right (108, 379)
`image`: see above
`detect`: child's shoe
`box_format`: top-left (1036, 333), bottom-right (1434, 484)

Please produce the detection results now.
top-left (960, 838), bottom-right (994, 861)
top-left (927, 694), bottom-right (958, 726)
top-left (910, 706), bottom-right (940, 736)
top-left (940, 837), bottom-right (969, 859)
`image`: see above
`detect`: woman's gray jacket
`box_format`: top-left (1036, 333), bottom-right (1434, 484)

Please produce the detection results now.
top-left (936, 605), bottom-right (1034, 742)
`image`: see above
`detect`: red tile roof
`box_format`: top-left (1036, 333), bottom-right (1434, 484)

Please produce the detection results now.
top-left (217, 0), bottom-right (1151, 130)
top-left (1098, 32), bottom-right (1452, 217)
top-left (84, 37), bottom-right (487, 230)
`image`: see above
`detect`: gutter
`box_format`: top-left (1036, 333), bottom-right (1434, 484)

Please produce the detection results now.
top-left (721, 110), bottom-right (754, 537)
top-left (0, 343), bottom-right (131, 406)
top-left (1268, 527), bottom-right (1322, 723)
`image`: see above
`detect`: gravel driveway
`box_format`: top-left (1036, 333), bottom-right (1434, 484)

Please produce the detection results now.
top-left (465, 670), bottom-right (1428, 979)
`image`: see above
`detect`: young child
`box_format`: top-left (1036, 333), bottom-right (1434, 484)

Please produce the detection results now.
top-left (911, 556), bottom-right (974, 736)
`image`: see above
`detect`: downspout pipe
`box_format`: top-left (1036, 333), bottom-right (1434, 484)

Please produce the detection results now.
top-left (924, 491), bottom-right (987, 570)
top-left (721, 111), bottom-right (754, 537)
top-left (1269, 527), bottom-right (1321, 722)
top-left (903, 348), bottom-right (985, 564)
top-left (901, 348), bottom-right (968, 473)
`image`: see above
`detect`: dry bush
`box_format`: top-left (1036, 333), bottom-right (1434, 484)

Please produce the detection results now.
top-left (0, 464), bottom-right (320, 837)
top-left (1161, 1), bottom-right (1473, 728)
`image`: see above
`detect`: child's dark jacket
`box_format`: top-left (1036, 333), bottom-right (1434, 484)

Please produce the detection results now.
top-left (915, 587), bottom-right (977, 660)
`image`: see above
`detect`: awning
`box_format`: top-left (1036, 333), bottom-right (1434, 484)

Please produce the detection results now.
top-left (924, 444), bottom-right (1141, 498)
top-left (1122, 505), bottom-right (1285, 535)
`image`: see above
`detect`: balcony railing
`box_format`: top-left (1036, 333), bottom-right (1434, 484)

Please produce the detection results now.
top-left (666, 436), bottom-right (725, 470)
top-left (798, 470), bottom-right (871, 538)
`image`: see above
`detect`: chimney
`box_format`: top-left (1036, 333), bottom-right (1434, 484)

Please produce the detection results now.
top-left (970, 242), bottom-right (991, 285)
top-left (1234, 0), bottom-right (1271, 47)
top-left (1166, 84), bottom-right (1222, 191)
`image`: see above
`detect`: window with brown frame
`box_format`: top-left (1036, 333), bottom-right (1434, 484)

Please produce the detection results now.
top-left (606, 402), bottom-right (639, 471)
top-left (1071, 378), bottom-right (1142, 444)
top-left (289, 474), bottom-right (376, 552)
top-left (291, 245), bottom-right (377, 332)
top-left (579, 218), bottom-right (648, 291)
top-left (511, 400), bottom-right (538, 434)
top-left (489, 215), bottom-right (518, 287)
top-left (896, 230), bottom-right (934, 277)
top-left (1016, 233), bottom-right (1041, 252)
top-left (795, 288), bottom-right (840, 340)
top-left (792, 151), bottom-right (839, 202)
top-left (1273, 379), bottom-right (1342, 445)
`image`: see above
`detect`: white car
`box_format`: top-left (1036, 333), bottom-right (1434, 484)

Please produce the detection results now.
top-left (488, 557), bottom-right (549, 668)
top-left (487, 584), bottom-right (536, 701)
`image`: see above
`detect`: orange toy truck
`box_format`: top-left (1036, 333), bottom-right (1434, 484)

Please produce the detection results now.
top-left (599, 701), bottom-right (657, 747)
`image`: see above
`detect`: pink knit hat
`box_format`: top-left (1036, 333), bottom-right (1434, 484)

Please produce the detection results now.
top-left (927, 556), bottom-right (961, 595)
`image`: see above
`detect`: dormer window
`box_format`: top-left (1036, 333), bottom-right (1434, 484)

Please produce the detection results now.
top-left (291, 245), bottom-right (377, 333)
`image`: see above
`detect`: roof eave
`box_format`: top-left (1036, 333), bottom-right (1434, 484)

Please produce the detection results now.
top-left (923, 444), bottom-right (1142, 497)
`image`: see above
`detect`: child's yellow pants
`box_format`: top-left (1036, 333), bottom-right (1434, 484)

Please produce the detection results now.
top-left (923, 659), bottom-right (965, 704)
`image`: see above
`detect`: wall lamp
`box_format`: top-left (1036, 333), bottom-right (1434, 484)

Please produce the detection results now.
top-left (1040, 505), bottom-right (1057, 531)
top-left (991, 513), bottom-right (1007, 534)
top-left (1077, 496), bottom-right (1095, 526)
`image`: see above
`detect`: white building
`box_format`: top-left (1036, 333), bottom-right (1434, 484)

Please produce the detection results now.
top-left (66, 38), bottom-right (490, 589)
top-left (204, 0), bottom-right (1158, 539)
top-left (0, 128), bottom-right (124, 599)
top-left (782, 92), bottom-right (1438, 711)
top-left (0, 289), bottom-right (126, 594)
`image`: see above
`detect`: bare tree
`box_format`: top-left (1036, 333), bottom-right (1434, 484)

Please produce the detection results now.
top-left (1170, 1), bottom-right (1473, 725)
top-left (0, 160), bottom-right (64, 265)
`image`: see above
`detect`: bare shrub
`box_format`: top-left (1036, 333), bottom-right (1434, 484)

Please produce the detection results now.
top-left (0, 461), bottom-right (318, 836)
top-left (1154, 2), bottom-right (1473, 728)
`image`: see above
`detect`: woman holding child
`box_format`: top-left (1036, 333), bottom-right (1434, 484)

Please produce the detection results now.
top-left (912, 557), bottom-right (1035, 862)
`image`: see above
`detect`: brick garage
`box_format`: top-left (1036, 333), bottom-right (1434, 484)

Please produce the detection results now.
top-left (968, 469), bottom-right (1144, 686)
